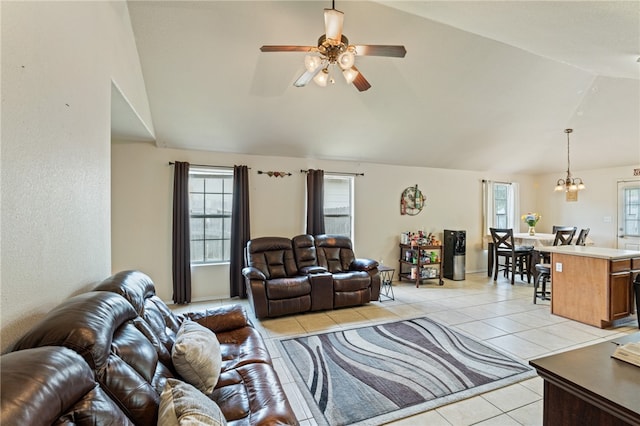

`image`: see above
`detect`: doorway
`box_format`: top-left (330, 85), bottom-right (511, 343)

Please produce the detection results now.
top-left (617, 179), bottom-right (640, 250)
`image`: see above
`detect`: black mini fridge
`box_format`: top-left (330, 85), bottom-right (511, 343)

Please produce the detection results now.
top-left (443, 230), bottom-right (466, 280)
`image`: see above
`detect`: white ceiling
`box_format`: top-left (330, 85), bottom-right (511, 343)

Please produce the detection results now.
top-left (120, 1), bottom-right (640, 174)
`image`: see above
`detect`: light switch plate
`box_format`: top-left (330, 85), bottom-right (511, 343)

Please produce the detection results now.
top-left (555, 262), bottom-right (563, 272)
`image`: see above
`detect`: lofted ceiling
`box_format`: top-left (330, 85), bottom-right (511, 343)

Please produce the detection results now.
top-left (120, 1), bottom-right (640, 174)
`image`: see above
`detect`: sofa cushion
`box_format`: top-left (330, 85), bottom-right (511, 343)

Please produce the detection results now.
top-left (217, 327), bottom-right (272, 371)
top-left (332, 271), bottom-right (371, 292)
top-left (268, 295), bottom-right (312, 317)
top-left (95, 270), bottom-right (182, 360)
top-left (12, 291), bottom-right (138, 369)
top-left (265, 277), bottom-right (311, 299)
top-left (158, 378), bottom-right (227, 426)
top-left (1, 346), bottom-right (134, 426)
top-left (172, 321), bottom-right (222, 394)
top-left (315, 234), bottom-right (358, 273)
top-left (12, 291), bottom-right (174, 425)
top-left (212, 363), bottom-right (297, 424)
top-left (292, 234), bottom-right (318, 269)
top-left (246, 237), bottom-right (299, 279)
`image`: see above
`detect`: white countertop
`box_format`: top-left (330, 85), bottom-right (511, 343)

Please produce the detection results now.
top-left (540, 245), bottom-right (640, 260)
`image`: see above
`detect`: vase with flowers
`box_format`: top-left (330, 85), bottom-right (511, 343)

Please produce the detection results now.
top-left (522, 213), bottom-right (542, 235)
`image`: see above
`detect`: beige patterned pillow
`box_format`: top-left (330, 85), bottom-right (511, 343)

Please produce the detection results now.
top-left (172, 320), bottom-right (221, 394)
top-left (158, 378), bottom-right (227, 426)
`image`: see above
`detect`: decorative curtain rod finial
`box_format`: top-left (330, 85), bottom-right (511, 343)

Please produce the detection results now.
top-left (257, 170), bottom-right (292, 177)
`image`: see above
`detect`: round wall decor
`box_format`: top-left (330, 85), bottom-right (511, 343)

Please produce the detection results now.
top-left (400, 185), bottom-right (424, 215)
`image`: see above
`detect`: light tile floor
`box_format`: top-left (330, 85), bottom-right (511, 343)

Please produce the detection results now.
top-left (172, 272), bottom-right (638, 426)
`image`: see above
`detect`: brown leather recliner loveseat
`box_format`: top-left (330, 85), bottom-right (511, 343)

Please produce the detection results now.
top-left (1, 270), bottom-right (297, 426)
top-left (242, 234), bottom-right (380, 319)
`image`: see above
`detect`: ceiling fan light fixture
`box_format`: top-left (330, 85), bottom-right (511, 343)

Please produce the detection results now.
top-left (259, 0), bottom-right (405, 92)
top-left (342, 67), bottom-right (358, 84)
top-left (304, 55), bottom-right (322, 72)
top-left (324, 8), bottom-right (344, 45)
top-left (337, 50), bottom-right (355, 69)
top-left (314, 68), bottom-right (330, 87)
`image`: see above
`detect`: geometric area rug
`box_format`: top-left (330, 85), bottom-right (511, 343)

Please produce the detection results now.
top-left (278, 317), bottom-right (537, 426)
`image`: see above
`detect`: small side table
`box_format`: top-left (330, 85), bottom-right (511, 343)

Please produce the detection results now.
top-left (378, 265), bottom-right (395, 301)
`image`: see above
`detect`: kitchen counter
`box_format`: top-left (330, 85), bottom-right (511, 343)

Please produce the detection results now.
top-left (547, 247), bottom-right (640, 328)
top-left (541, 245), bottom-right (640, 260)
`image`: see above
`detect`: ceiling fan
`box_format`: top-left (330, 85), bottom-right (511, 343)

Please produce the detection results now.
top-left (259, 1), bottom-right (406, 92)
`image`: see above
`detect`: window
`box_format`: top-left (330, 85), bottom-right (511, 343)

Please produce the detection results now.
top-left (189, 168), bottom-right (233, 264)
top-left (623, 186), bottom-right (640, 237)
top-left (493, 183), bottom-right (510, 228)
top-left (323, 175), bottom-right (354, 240)
top-left (482, 180), bottom-right (519, 235)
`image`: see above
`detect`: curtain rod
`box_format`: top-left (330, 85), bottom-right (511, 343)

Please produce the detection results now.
top-left (300, 169), bottom-right (364, 176)
top-left (482, 179), bottom-right (511, 185)
top-left (168, 162), bottom-right (243, 170)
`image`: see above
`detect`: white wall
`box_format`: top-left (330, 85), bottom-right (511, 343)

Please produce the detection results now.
top-left (0, 1), bottom-right (152, 352)
top-left (535, 165), bottom-right (640, 248)
top-left (111, 142), bottom-right (536, 303)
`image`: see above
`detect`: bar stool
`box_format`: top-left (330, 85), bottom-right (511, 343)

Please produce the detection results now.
top-left (535, 229), bottom-right (577, 302)
top-left (490, 228), bottom-right (533, 285)
top-left (534, 258), bottom-right (551, 304)
top-left (575, 228), bottom-right (590, 246)
top-left (634, 273), bottom-right (640, 329)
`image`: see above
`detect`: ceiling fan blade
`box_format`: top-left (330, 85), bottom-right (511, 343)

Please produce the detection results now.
top-left (354, 45), bottom-right (407, 58)
top-left (324, 8), bottom-right (344, 45)
top-left (260, 45), bottom-right (316, 53)
top-left (294, 66), bottom-right (322, 87)
top-left (351, 66), bottom-right (371, 92)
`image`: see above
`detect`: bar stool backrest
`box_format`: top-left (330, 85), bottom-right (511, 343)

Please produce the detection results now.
top-left (553, 228), bottom-right (577, 245)
top-left (490, 228), bottom-right (515, 251)
top-left (575, 228), bottom-right (590, 246)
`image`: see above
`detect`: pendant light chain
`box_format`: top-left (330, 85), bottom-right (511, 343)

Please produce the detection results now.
top-left (566, 129), bottom-right (571, 177)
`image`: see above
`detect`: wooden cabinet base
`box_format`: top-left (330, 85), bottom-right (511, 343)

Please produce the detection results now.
top-left (543, 381), bottom-right (635, 426)
top-left (550, 252), bottom-right (636, 328)
top-left (530, 333), bottom-right (640, 426)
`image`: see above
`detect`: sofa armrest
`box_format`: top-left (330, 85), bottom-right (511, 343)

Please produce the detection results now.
top-left (182, 304), bottom-right (251, 334)
top-left (351, 258), bottom-right (379, 271)
top-left (299, 265), bottom-right (328, 275)
top-left (242, 266), bottom-right (266, 281)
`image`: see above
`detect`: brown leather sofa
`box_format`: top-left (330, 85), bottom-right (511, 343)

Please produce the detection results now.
top-left (243, 234), bottom-right (380, 319)
top-left (1, 270), bottom-right (297, 426)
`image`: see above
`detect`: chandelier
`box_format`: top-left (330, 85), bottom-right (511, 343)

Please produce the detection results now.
top-left (554, 129), bottom-right (586, 192)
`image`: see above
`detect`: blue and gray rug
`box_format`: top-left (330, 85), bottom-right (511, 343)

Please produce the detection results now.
top-left (279, 316), bottom-right (536, 426)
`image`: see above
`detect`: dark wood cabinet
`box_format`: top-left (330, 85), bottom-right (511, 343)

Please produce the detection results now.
top-left (530, 333), bottom-right (640, 426)
top-left (610, 270), bottom-right (632, 321)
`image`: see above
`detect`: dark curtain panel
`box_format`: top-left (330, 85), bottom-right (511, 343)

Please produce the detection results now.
top-left (172, 161), bottom-right (191, 304)
top-left (230, 165), bottom-right (251, 298)
top-left (306, 169), bottom-right (325, 236)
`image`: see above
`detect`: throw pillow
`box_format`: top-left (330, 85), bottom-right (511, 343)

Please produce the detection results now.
top-left (158, 378), bottom-right (227, 426)
top-left (172, 320), bottom-right (222, 394)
